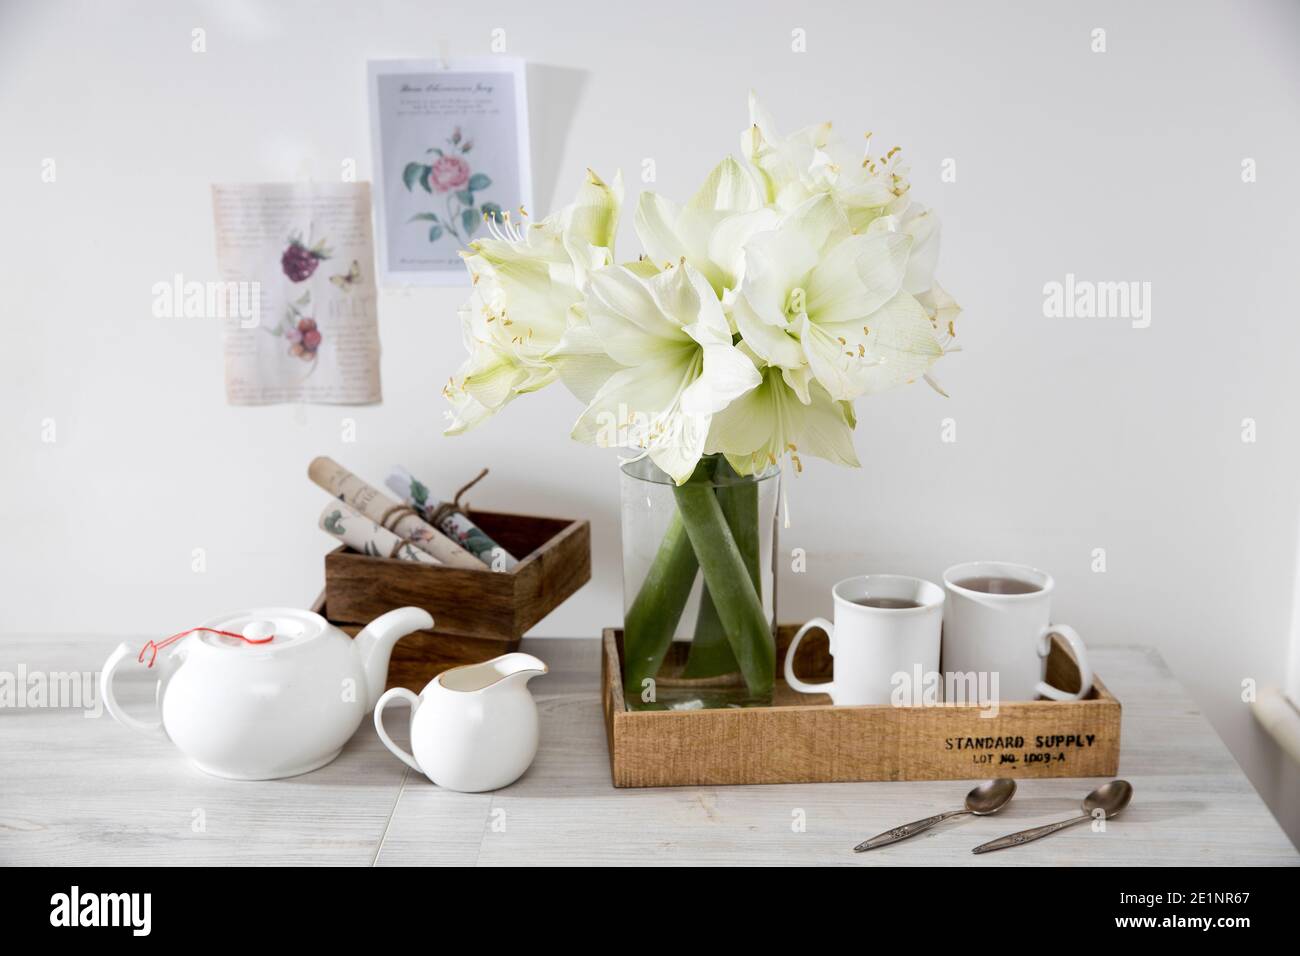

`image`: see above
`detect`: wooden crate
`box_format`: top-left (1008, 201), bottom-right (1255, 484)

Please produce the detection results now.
top-left (602, 625), bottom-right (1121, 787)
top-left (320, 509), bottom-right (590, 690)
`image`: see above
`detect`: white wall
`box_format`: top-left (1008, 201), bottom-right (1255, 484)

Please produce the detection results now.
top-left (2, 0), bottom-right (1297, 846)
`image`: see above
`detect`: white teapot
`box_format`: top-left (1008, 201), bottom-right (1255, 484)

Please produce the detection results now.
top-left (374, 653), bottom-right (547, 792)
top-left (100, 606), bottom-right (433, 780)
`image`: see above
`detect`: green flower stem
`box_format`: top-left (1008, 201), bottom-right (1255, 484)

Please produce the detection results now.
top-left (682, 457), bottom-right (733, 678)
top-left (672, 476), bottom-right (774, 698)
top-left (683, 462), bottom-right (760, 678)
top-left (682, 584), bottom-right (734, 677)
top-left (622, 510), bottom-right (699, 702)
top-left (718, 462), bottom-right (762, 593)
top-left (443, 193), bottom-right (463, 244)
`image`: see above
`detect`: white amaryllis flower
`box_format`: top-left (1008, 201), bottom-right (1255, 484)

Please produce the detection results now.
top-left (742, 93), bottom-right (907, 230)
top-left (733, 193), bottom-right (942, 402)
top-left (443, 299), bottom-right (534, 434)
top-left (894, 203), bottom-right (964, 396)
top-left (570, 261), bottom-right (760, 483)
top-left (634, 156), bottom-right (778, 297)
top-left (706, 353), bottom-right (860, 477)
top-left (742, 94), bottom-right (834, 210)
top-left (912, 279), bottom-right (963, 396)
top-left (446, 96), bottom-right (963, 480)
top-left (443, 171), bottom-right (621, 434)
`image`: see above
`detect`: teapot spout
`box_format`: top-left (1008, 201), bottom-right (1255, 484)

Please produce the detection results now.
top-left (355, 607), bottom-right (434, 709)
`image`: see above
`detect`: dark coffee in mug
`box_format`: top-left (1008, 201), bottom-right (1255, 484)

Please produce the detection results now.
top-left (953, 576), bottom-right (1041, 596)
top-left (852, 597), bottom-right (924, 609)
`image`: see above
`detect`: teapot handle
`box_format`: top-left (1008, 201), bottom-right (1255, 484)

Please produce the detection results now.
top-left (100, 643), bottom-right (163, 735)
top-left (374, 687), bottom-right (422, 773)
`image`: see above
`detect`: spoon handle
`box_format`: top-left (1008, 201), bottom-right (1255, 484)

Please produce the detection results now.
top-left (971, 813), bottom-right (1091, 855)
top-left (854, 809), bottom-right (968, 852)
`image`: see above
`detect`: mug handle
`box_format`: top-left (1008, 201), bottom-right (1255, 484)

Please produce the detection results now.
top-left (784, 618), bottom-right (834, 696)
top-left (373, 687), bottom-right (423, 772)
top-left (1035, 624), bottom-right (1093, 701)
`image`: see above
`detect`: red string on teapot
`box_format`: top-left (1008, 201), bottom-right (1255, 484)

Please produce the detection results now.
top-left (138, 627), bottom-right (274, 669)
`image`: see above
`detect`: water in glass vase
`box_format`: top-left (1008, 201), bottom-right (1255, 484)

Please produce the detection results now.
top-left (619, 454), bottom-right (779, 710)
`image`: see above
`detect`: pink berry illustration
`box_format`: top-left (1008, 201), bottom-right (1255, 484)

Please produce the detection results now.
top-left (281, 232), bottom-right (331, 282)
top-left (290, 317), bottom-right (321, 360)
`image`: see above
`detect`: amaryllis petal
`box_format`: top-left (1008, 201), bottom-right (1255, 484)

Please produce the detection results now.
top-left (706, 207), bottom-right (779, 291)
top-left (570, 349), bottom-right (710, 484)
top-left (546, 313), bottom-right (624, 403)
top-left (561, 169), bottom-right (624, 251)
top-left (572, 261), bottom-right (759, 482)
top-left (687, 155), bottom-right (764, 213)
top-left (587, 265), bottom-right (684, 363)
top-left (806, 230), bottom-right (911, 324)
top-left (845, 291), bottom-right (944, 395)
top-left (738, 228), bottom-right (820, 326)
top-left (798, 314), bottom-right (873, 402)
top-left (900, 206), bottom-right (941, 295)
top-left (707, 365), bottom-right (859, 475)
top-left (633, 192), bottom-right (687, 269)
top-left (681, 341), bottom-right (762, 416)
top-left (731, 293), bottom-right (804, 369)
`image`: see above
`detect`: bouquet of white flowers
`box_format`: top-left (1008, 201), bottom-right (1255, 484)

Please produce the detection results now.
top-left (446, 96), bottom-right (961, 706)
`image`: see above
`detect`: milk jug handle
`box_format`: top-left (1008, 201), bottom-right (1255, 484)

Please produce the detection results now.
top-left (374, 688), bottom-right (423, 772)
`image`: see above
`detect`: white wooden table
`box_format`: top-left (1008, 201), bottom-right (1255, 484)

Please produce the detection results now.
top-left (1, 635), bottom-right (1295, 866)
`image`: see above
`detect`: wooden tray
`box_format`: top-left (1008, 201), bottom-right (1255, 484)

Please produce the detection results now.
top-left (602, 625), bottom-right (1121, 787)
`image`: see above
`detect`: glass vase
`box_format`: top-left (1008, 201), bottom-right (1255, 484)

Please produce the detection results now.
top-left (619, 454), bottom-right (779, 710)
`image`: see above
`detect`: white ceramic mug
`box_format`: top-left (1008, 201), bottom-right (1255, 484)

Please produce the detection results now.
top-left (941, 561), bottom-right (1092, 702)
top-left (784, 575), bottom-right (944, 706)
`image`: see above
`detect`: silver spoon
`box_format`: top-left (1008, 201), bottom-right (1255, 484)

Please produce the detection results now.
top-left (971, 779), bottom-right (1133, 854)
top-left (854, 779), bottom-right (1017, 852)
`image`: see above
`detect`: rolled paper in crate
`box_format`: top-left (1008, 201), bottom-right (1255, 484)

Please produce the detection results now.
top-left (386, 466), bottom-right (518, 571)
top-left (308, 456), bottom-right (480, 569)
top-left (318, 500), bottom-right (438, 564)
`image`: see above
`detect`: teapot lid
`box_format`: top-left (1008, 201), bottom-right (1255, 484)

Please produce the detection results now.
top-left (194, 608), bottom-right (329, 655)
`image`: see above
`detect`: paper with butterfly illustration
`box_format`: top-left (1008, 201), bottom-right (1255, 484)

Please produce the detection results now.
top-left (211, 182), bottom-right (382, 405)
top-left (367, 58), bottom-right (532, 285)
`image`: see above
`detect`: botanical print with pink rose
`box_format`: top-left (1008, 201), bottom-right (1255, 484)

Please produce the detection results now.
top-left (403, 127), bottom-right (502, 246)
